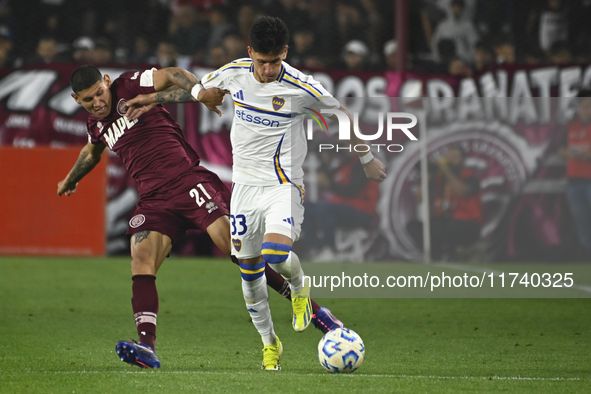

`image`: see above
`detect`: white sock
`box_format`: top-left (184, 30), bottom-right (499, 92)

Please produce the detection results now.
top-left (242, 274), bottom-right (276, 346)
top-left (269, 251), bottom-right (305, 294)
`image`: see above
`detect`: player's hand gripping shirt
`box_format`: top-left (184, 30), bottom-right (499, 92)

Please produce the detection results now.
top-left (86, 69), bottom-right (201, 196)
top-left (202, 58), bottom-right (340, 186)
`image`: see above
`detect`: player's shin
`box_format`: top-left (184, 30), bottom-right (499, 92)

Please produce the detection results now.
top-left (234, 255), bottom-right (293, 300)
top-left (131, 275), bottom-right (158, 349)
top-left (262, 243), bottom-right (305, 294)
top-left (239, 262), bottom-right (277, 346)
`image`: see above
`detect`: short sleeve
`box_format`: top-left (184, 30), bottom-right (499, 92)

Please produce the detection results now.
top-left (87, 129), bottom-right (101, 145)
top-left (119, 69), bottom-right (157, 96)
top-left (139, 68), bottom-right (156, 87)
top-left (288, 72), bottom-right (340, 113)
top-left (201, 66), bottom-right (229, 90)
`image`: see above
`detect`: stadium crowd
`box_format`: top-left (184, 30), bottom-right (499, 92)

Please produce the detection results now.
top-left (1, 0), bottom-right (591, 74)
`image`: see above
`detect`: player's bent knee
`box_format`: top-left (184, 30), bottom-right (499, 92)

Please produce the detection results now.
top-left (261, 242), bottom-right (292, 264)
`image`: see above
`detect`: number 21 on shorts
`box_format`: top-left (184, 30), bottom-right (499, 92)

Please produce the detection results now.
top-left (189, 183), bottom-right (212, 206)
top-left (230, 214), bottom-right (247, 235)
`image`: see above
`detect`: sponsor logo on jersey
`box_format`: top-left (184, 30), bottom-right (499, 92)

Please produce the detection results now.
top-left (233, 90), bottom-right (244, 100)
top-left (205, 201), bottom-right (218, 213)
top-left (272, 96), bottom-right (285, 111)
top-left (235, 110), bottom-right (280, 127)
top-left (232, 238), bottom-right (242, 252)
top-left (129, 214), bottom-right (146, 228)
top-left (103, 115), bottom-right (139, 149)
top-left (117, 99), bottom-right (127, 116)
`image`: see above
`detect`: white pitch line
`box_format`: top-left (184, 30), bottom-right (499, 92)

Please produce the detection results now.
top-left (1, 370), bottom-right (584, 381)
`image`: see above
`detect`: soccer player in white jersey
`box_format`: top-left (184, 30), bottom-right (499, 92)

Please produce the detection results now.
top-left (124, 16), bottom-right (387, 371)
top-left (197, 16), bottom-right (386, 370)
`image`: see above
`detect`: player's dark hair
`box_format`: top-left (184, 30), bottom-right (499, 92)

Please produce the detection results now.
top-left (70, 65), bottom-right (103, 94)
top-left (577, 89), bottom-right (591, 98)
top-left (249, 16), bottom-right (289, 55)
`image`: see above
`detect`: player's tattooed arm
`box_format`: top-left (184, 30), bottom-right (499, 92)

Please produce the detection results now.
top-left (123, 86), bottom-right (194, 121)
top-left (154, 86), bottom-right (195, 104)
top-left (125, 87), bottom-right (229, 121)
top-left (163, 68), bottom-right (200, 94)
top-left (156, 67), bottom-right (229, 110)
top-left (57, 142), bottom-right (106, 196)
top-left (69, 149), bottom-right (98, 182)
top-left (125, 67), bottom-right (229, 120)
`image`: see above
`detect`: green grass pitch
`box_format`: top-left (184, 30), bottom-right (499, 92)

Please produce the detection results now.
top-left (0, 256), bottom-right (590, 393)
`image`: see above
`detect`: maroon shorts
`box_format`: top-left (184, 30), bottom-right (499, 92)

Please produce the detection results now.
top-left (126, 166), bottom-right (230, 244)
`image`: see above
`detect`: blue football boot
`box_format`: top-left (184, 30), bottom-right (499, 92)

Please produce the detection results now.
top-left (116, 340), bottom-right (161, 369)
top-left (311, 307), bottom-right (344, 334)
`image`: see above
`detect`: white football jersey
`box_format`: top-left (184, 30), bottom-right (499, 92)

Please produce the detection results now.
top-left (201, 58), bottom-right (340, 186)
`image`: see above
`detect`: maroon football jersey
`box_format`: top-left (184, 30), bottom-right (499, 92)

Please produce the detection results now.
top-left (86, 69), bottom-right (200, 195)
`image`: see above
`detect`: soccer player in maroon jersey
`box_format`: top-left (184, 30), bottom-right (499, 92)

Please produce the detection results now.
top-left (58, 65), bottom-right (342, 369)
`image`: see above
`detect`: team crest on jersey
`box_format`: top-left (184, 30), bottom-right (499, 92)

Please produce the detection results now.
top-left (272, 96), bottom-right (285, 111)
top-left (117, 99), bottom-right (128, 116)
top-left (129, 214), bottom-right (145, 228)
top-left (232, 238), bottom-right (242, 252)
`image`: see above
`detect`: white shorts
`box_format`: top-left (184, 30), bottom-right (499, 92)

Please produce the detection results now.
top-left (230, 183), bottom-right (305, 259)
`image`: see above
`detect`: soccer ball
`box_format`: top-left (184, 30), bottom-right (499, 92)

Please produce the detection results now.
top-left (317, 327), bottom-right (365, 373)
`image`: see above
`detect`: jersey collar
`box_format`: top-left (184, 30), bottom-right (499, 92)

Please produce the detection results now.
top-left (276, 64), bottom-right (286, 82)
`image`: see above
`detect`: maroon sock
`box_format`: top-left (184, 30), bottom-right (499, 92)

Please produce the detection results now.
top-left (263, 261), bottom-right (291, 299)
top-left (131, 275), bottom-right (158, 350)
top-left (310, 299), bottom-right (320, 314)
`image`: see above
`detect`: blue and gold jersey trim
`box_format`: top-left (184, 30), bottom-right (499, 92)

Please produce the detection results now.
top-left (293, 183), bottom-right (305, 204)
top-left (213, 60), bottom-right (253, 77)
top-left (274, 134), bottom-right (291, 184)
top-left (234, 101), bottom-right (292, 118)
top-left (283, 71), bottom-right (323, 100)
top-left (277, 65), bottom-right (286, 82)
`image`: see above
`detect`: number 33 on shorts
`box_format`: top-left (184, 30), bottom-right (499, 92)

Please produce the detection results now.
top-left (230, 214), bottom-right (248, 253)
top-left (231, 214), bottom-right (247, 236)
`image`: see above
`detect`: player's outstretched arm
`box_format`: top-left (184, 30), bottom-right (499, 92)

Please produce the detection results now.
top-left (155, 67), bottom-right (229, 115)
top-left (124, 67), bottom-right (229, 119)
top-left (57, 141), bottom-right (106, 196)
top-left (338, 105), bottom-right (387, 183)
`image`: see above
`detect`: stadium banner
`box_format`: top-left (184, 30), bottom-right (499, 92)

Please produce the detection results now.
top-left (0, 63), bottom-right (589, 262)
top-left (0, 146), bottom-right (107, 256)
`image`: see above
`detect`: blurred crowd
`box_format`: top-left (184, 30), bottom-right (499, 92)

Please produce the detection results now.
top-left (411, 0), bottom-right (591, 77)
top-left (0, 0), bottom-right (590, 75)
